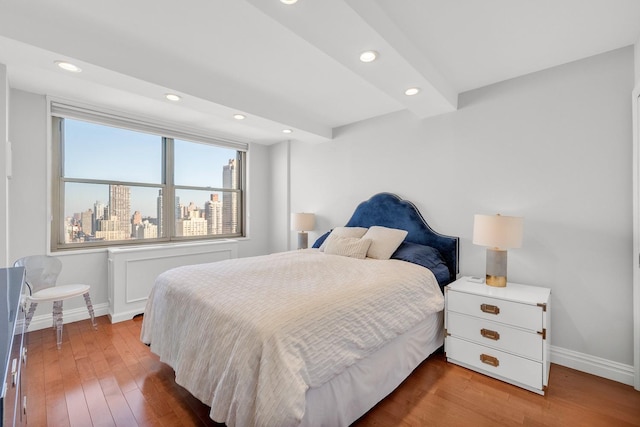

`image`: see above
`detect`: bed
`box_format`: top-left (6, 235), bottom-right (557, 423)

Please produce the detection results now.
top-left (141, 192), bottom-right (459, 426)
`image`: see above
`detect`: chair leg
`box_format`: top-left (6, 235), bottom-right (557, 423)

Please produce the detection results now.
top-left (83, 292), bottom-right (97, 330)
top-left (53, 300), bottom-right (63, 350)
top-left (24, 302), bottom-right (37, 331)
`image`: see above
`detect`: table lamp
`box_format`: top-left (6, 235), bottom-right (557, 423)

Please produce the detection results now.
top-left (473, 214), bottom-right (523, 287)
top-left (291, 213), bottom-right (315, 249)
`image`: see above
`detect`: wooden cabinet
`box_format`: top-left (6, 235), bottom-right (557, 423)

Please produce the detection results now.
top-left (1, 267), bottom-right (28, 426)
top-left (444, 276), bottom-right (551, 394)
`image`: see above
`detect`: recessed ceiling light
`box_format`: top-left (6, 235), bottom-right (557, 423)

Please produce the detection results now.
top-left (233, 114), bottom-right (246, 120)
top-left (55, 61), bottom-right (82, 73)
top-left (280, 0), bottom-right (298, 4)
top-left (165, 93), bottom-right (181, 102)
top-left (282, 129), bottom-right (293, 134)
top-left (359, 51), bottom-right (378, 63)
top-left (404, 87), bottom-right (421, 96)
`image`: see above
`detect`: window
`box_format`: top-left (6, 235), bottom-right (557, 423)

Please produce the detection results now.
top-left (51, 103), bottom-right (247, 251)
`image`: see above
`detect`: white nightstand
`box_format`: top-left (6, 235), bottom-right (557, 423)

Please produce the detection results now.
top-left (444, 276), bottom-right (551, 395)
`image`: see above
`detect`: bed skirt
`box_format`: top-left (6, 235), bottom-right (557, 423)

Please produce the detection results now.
top-left (301, 310), bottom-right (444, 426)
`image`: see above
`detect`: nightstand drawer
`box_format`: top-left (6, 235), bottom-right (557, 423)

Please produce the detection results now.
top-left (446, 337), bottom-right (543, 391)
top-left (447, 290), bottom-right (543, 331)
top-left (447, 311), bottom-right (543, 360)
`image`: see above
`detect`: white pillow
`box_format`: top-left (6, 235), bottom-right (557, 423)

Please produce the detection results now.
top-left (324, 236), bottom-right (372, 259)
top-left (361, 226), bottom-right (408, 260)
top-left (319, 226), bottom-right (368, 251)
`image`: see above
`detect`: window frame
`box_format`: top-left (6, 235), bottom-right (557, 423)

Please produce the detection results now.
top-left (49, 101), bottom-right (248, 252)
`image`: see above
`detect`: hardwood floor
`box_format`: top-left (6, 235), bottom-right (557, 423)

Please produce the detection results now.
top-left (24, 315), bottom-right (640, 426)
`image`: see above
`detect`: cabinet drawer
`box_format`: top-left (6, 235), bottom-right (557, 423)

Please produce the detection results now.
top-left (446, 336), bottom-right (543, 391)
top-left (447, 290), bottom-right (543, 331)
top-left (447, 311), bottom-right (543, 360)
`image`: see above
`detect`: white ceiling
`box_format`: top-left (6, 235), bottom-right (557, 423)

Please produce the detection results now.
top-left (0, 0), bottom-right (639, 145)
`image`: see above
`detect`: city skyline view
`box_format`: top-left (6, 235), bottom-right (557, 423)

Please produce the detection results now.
top-left (63, 118), bottom-right (239, 216)
top-left (61, 118), bottom-right (241, 243)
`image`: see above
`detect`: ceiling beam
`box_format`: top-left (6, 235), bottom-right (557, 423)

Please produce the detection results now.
top-left (246, 0), bottom-right (457, 119)
top-left (346, 0), bottom-right (458, 112)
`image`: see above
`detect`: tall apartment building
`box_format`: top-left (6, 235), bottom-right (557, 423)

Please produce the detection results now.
top-left (204, 193), bottom-right (222, 235)
top-left (93, 200), bottom-right (106, 234)
top-left (222, 159), bottom-right (237, 234)
top-left (108, 184), bottom-right (131, 238)
top-left (175, 196), bottom-right (181, 223)
top-left (81, 209), bottom-right (93, 236)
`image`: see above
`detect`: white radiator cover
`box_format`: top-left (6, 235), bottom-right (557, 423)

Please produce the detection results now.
top-left (107, 240), bottom-right (238, 323)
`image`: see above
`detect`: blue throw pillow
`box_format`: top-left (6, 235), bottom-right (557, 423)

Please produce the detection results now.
top-left (312, 231), bottom-right (331, 248)
top-left (391, 242), bottom-right (450, 286)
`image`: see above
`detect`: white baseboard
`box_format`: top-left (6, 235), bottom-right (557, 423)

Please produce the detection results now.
top-left (25, 302), bottom-right (110, 332)
top-left (551, 345), bottom-right (635, 386)
top-left (109, 308), bottom-right (145, 324)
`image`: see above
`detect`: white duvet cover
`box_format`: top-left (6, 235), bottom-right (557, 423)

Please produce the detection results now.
top-left (140, 249), bottom-right (444, 427)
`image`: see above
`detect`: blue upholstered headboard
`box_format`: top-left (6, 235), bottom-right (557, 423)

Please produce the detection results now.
top-left (314, 193), bottom-right (459, 283)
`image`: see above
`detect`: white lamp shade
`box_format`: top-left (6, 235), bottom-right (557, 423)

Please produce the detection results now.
top-left (473, 214), bottom-right (523, 249)
top-left (291, 213), bottom-right (315, 231)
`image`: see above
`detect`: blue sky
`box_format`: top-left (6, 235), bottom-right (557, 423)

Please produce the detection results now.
top-left (64, 119), bottom-right (237, 217)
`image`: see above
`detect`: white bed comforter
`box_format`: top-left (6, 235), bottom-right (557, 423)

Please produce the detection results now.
top-left (140, 249), bottom-right (444, 427)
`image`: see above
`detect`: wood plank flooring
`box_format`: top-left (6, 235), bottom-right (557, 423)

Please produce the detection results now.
top-left (23, 315), bottom-right (640, 426)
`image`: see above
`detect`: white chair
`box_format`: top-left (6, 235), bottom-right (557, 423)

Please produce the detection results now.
top-left (14, 255), bottom-right (97, 349)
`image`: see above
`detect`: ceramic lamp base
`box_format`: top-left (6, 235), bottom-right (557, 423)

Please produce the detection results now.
top-left (486, 248), bottom-right (508, 287)
top-left (297, 232), bottom-right (308, 250)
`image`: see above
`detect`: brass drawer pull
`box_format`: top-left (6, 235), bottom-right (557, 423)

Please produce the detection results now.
top-left (480, 353), bottom-right (500, 367)
top-left (11, 358), bottom-right (17, 387)
top-left (480, 303), bottom-right (500, 315)
top-left (480, 328), bottom-right (500, 340)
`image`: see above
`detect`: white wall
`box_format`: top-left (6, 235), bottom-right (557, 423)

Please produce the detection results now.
top-left (0, 65), bottom-right (8, 266)
top-left (269, 141), bottom-right (290, 253)
top-left (244, 142), bottom-right (271, 257)
top-left (635, 40), bottom-right (640, 86)
top-left (286, 46), bottom-right (635, 369)
top-left (8, 91), bottom-right (47, 262)
top-left (7, 89), bottom-right (272, 316)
